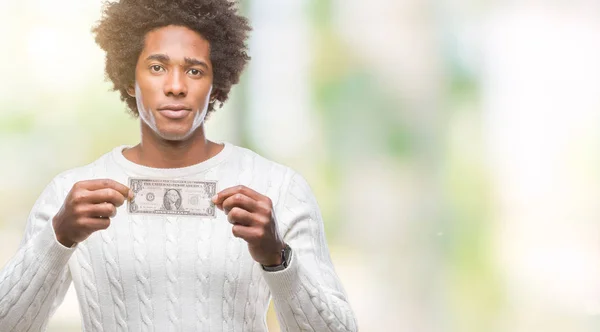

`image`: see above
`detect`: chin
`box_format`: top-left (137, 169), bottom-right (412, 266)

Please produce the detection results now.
top-left (156, 129), bottom-right (194, 141)
top-left (140, 111), bottom-right (204, 142)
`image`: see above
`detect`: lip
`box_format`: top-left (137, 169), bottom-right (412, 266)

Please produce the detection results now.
top-left (158, 109), bottom-right (190, 119)
top-left (157, 104), bottom-right (192, 119)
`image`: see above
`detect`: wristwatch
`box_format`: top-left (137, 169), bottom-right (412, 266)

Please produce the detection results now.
top-left (261, 244), bottom-right (292, 272)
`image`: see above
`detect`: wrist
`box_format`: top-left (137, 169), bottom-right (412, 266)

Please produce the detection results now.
top-left (262, 253), bottom-right (283, 267)
top-left (55, 232), bottom-right (76, 248)
top-left (261, 243), bottom-right (292, 272)
top-left (52, 218), bottom-right (75, 248)
top-left (261, 242), bottom-right (286, 266)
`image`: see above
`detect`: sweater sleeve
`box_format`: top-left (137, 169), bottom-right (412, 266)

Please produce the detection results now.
top-left (262, 172), bottom-right (358, 332)
top-left (0, 178), bottom-right (76, 331)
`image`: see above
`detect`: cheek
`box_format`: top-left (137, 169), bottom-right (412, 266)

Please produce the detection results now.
top-left (195, 84), bottom-right (213, 105)
top-left (134, 73), bottom-right (162, 106)
top-left (138, 84), bottom-right (155, 104)
top-left (135, 83), bottom-right (155, 113)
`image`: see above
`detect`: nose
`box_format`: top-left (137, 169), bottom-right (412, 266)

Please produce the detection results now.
top-left (164, 69), bottom-right (187, 97)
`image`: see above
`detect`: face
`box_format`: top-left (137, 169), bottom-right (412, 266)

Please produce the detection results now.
top-left (128, 25), bottom-right (214, 141)
top-left (166, 190), bottom-right (180, 203)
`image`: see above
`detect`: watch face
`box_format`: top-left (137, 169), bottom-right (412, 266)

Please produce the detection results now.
top-left (282, 244), bottom-right (292, 267)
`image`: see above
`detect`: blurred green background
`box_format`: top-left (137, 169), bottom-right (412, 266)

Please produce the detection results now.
top-left (1, 0), bottom-right (600, 331)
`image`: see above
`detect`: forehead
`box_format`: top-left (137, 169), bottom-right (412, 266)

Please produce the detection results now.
top-left (142, 25), bottom-right (210, 58)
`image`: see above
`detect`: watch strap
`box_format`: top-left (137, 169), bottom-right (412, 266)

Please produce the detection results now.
top-left (262, 244), bottom-right (292, 272)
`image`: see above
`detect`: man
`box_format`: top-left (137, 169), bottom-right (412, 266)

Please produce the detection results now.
top-left (0, 0), bottom-right (357, 331)
top-left (164, 189), bottom-right (183, 211)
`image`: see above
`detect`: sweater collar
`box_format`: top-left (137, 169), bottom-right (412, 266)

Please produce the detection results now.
top-left (111, 141), bottom-right (234, 177)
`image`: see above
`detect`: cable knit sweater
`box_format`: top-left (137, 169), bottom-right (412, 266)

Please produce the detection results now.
top-left (0, 142), bottom-right (357, 332)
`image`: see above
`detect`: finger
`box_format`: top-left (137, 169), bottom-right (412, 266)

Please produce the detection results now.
top-left (81, 217), bottom-right (111, 231)
top-left (86, 202), bottom-right (118, 218)
top-left (227, 207), bottom-right (254, 226)
top-left (85, 188), bottom-right (127, 207)
top-left (76, 179), bottom-right (133, 200)
top-left (212, 185), bottom-right (263, 205)
top-left (221, 193), bottom-right (259, 214)
top-left (231, 224), bottom-right (259, 240)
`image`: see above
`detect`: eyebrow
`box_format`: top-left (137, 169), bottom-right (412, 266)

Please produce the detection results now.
top-left (145, 54), bottom-right (209, 69)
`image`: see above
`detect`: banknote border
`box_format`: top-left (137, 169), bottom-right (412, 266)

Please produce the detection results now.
top-left (127, 177), bottom-right (218, 218)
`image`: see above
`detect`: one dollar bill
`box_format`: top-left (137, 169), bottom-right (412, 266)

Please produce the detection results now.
top-left (128, 178), bottom-right (217, 217)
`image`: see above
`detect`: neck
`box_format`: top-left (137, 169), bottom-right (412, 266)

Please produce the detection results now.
top-left (123, 122), bottom-right (222, 168)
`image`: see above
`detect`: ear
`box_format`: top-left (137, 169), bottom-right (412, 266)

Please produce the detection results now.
top-left (126, 86), bottom-right (135, 97)
top-left (209, 89), bottom-right (220, 103)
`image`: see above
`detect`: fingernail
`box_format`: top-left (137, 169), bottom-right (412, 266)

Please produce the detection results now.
top-left (211, 194), bottom-right (218, 203)
top-left (128, 190), bottom-right (134, 200)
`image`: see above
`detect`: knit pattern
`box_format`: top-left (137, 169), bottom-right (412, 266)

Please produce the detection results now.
top-left (78, 242), bottom-right (103, 332)
top-left (297, 184), bottom-right (356, 331)
top-left (165, 216), bottom-right (181, 331)
top-left (0, 143), bottom-right (357, 331)
top-left (42, 266), bottom-right (71, 331)
top-left (131, 215), bottom-right (154, 332)
top-left (242, 263), bottom-right (261, 331)
top-left (194, 217), bottom-right (212, 331)
top-left (222, 236), bottom-right (242, 332)
top-left (100, 229), bottom-right (128, 330)
top-left (0, 241), bottom-right (35, 320)
top-left (300, 274), bottom-right (355, 331)
top-left (195, 166), bottom-right (217, 331)
top-left (258, 280), bottom-right (272, 330)
top-left (290, 291), bottom-right (315, 331)
top-left (223, 152), bottom-right (253, 331)
top-left (242, 162), bottom-right (274, 331)
top-left (12, 265), bottom-right (65, 332)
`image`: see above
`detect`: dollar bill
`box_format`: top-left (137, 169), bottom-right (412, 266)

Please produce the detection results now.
top-left (128, 178), bottom-right (217, 217)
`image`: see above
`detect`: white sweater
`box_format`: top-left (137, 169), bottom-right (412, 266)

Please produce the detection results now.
top-left (0, 142), bottom-right (357, 332)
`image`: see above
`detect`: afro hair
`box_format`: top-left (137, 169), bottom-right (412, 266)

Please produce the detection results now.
top-left (92, 0), bottom-right (252, 117)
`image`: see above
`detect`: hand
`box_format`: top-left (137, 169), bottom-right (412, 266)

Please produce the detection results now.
top-left (212, 185), bottom-right (285, 266)
top-left (52, 179), bottom-right (133, 247)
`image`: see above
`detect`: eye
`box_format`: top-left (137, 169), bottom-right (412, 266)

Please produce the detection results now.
top-left (188, 68), bottom-right (203, 77)
top-left (150, 65), bottom-right (164, 73)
